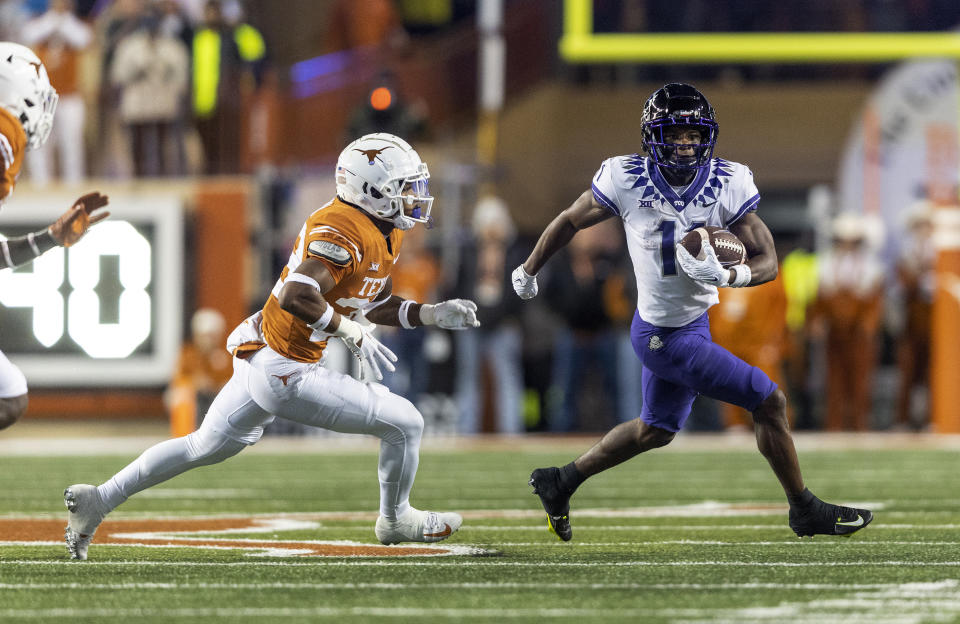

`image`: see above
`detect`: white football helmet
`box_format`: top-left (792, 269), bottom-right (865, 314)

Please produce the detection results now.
top-left (335, 133), bottom-right (433, 230)
top-left (0, 42), bottom-right (58, 150)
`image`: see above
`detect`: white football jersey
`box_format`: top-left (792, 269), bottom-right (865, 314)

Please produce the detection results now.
top-left (592, 155), bottom-right (760, 327)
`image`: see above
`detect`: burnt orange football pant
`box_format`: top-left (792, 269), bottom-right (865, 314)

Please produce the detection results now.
top-left (824, 333), bottom-right (876, 431)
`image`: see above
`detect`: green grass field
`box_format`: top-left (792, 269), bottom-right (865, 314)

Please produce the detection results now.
top-left (1, 435), bottom-right (959, 623)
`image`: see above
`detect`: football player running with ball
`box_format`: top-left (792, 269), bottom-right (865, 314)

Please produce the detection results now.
top-left (512, 83), bottom-right (872, 541)
top-left (0, 42), bottom-right (109, 432)
top-left (64, 133), bottom-right (476, 560)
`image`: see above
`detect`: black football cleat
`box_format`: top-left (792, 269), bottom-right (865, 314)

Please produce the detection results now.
top-left (789, 493), bottom-right (873, 538)
top-left (529, 467), bottom-right (573, 542)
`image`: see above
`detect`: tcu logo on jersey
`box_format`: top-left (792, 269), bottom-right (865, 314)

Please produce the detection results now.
top-left (359, 276), bottom-right (388, 298)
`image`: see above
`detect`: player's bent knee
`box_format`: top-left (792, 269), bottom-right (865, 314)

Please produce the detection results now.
top-left (638, 421), bottom-right (676, 449)
top-left (0, 394), bottom-right (28, 430)
top-left (185, 424), bottom-right (247, 466)
top-left (378, 396), bottom-right (424, 443)
top-left (752, 389), bottom-right (787, 425)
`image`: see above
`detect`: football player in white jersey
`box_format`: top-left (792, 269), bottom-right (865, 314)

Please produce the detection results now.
top-left (512, 83), bottom-right (872, 541)
top-left (0, 42), bottom-right (109, 431)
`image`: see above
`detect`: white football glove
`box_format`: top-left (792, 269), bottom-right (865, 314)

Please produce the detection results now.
top-left (333, 317), bottom-right (398, 381)
top-left (675, 242), bottom-right (731, 287)
top-left (512, 265), bottom-right (538, 299)
top-left (420, 299), bottom-right (480, 330)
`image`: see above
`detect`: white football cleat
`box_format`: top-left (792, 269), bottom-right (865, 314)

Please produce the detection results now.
top-left (375, 508), bottom-right (462, 545)
top-left (64, 484), bottom-right (106, 560)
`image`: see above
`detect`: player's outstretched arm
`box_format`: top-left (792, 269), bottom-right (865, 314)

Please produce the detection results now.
top-left (728, 212), bottom-right (778, 286)
top-left (0, 192), bottom-right (110, 269)
top-left (0, 228), bottom-right (58, 270)
top-left (512, 189), bottom-right (613, 299)
top-left (366, 286), bottom-right (480, 331)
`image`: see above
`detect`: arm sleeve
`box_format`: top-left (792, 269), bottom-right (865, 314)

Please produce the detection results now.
top-left (591, 158), bottom-right (623, 217)
top-left (303, 223), bottom-right (362, 284)
top-left (723, 164), bottom-right (761, 226)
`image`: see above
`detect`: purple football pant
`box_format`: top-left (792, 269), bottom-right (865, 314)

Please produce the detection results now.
top-left (630, 311), bottom-right (777, 432)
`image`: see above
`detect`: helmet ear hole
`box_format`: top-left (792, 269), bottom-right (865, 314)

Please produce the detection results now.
top-left (369, 186), bottom-right (383, 200)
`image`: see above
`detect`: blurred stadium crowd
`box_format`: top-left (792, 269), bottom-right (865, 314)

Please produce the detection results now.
top-left (2, 0), bottom-right (956, 436)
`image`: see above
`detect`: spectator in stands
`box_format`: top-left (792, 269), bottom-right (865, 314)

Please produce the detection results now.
top-left (895, 203), bottom-right (935, 430)
top-left (709, 269), bottom-right (789, 430)
top-left (779, 232), bottom-right (820, 430)
top-left (192, 0), bottom-right (243, 174)
top-left (93, 0), bottom-right (146, 178)
top-left (452, 196), bottom-right (526, 433)
top-left (808, 213), bottom-right (885, 431)
top-left (110, 8), bottom-right (190, 177)
top-left (223, 0), bottom-right (267, 88)
top-left (544, 219), bottom-right (625, 432)
top-left (167, 308), bottom-right (233, 436)
top-left (22, 0), bottom-right (92, 185)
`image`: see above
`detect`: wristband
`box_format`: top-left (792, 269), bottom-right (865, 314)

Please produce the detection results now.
top-left (307, 305), bottom-right (335, 331)
top-left (730, 264), bottom-right (752, 288)
top-left (399, 300), bottom-right (418, 329)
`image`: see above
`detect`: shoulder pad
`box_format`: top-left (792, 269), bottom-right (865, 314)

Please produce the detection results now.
top-left (308, 240), bottom-right (352, 266)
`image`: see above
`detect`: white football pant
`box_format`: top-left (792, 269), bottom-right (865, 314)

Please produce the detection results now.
top-left (97, 347), bottom-right (423, 520)
top-left (0, 350), bottom-right (28, 398)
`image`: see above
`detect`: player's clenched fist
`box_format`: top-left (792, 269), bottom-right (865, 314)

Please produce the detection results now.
top-left (512, 265), bottom-right (538, 299)
top-left (49, 192), bottom-right (110, 247)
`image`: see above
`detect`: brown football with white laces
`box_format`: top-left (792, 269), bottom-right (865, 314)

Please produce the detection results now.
top-left (679, 226), bottom-right (747, 268)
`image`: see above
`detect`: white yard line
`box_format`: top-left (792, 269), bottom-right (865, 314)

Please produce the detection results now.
top-left (6, 582), bottom-right (958, 622)
top-left (0, 581), bottom-right (952, 591)
top-left (4, 560), bottom-right (960, 567)
top-left (1, 601), bottom-right (959, 621)
top-left (9, 532), bottom-right (960, 544)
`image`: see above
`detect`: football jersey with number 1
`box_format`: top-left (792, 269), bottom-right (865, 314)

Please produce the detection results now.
top-left (261, 197), bottom-right (404, 363)
top-left (591, 155), bottom-right (760, 327)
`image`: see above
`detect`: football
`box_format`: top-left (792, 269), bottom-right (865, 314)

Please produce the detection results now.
top-left (679, 226), bottom-right (747, 268)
